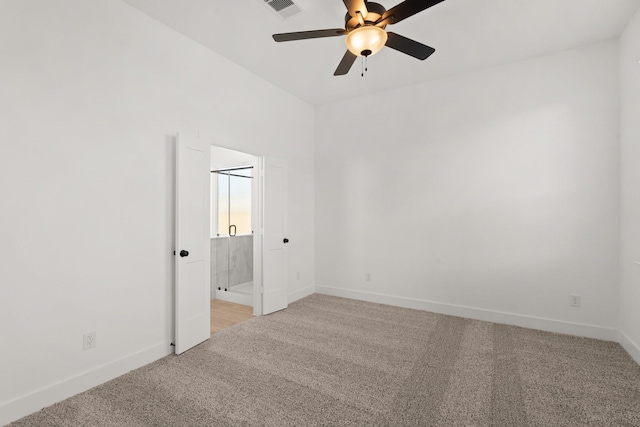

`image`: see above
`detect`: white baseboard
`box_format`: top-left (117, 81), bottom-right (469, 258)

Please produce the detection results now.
top-left (0, 341), bottom-right (173, 426)
top-left (619, 330), bottom-right (640, 366)
top-left (213, 284), bottom-right (314, 309)
top-left (315, 286), bottom-right (618, 342)
top-left (289, 285), bottom-right (315, 304)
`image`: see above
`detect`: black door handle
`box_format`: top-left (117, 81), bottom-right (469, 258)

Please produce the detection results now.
top-left (180, 250), bottom-right (189, 257)
top-left (283, 238), bottom-right (289, 244)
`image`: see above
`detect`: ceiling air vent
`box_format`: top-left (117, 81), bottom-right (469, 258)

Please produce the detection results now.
top-left (263, 0), bottom-right (303, 19)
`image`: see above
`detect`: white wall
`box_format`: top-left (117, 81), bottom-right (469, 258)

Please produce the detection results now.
top-left (0, 0), bottom-right (315, 424)
top-left (315, 41), bottom-right (620, 339)
top-left (619, 9), bottom-right (640, 364)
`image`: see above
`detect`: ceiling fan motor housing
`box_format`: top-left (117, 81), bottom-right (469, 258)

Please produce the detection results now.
top-left (344, 2), bottom-right (387, 30)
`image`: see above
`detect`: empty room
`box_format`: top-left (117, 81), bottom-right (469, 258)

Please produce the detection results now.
top-left (1, 0), bottom-right (639, 425)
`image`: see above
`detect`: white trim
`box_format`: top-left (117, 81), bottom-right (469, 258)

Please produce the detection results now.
top-left (288, 285), bottom-right (315, 304)
top-left (0, 342), bottom-right (172, 426)
top-left (214, 288), bottom-right (253, 306)
top-left (619, 330), bottom-right (640, 366)
top-left (253, 159), bottom-right (263, 316)
top-left (315, 286), bottom-right (618, 341)
top-left (210, 170), bottom-right (218, 238)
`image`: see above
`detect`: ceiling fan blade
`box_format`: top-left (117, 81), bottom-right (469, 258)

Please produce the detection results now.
top-left (334, 50), bottom-right (358, 76)
top-left (381, 0), bottom-right (445, 25)
top-left (343, 0), bottom-right (368, 18)
top-left (385, 32), bottom-right (435, 60)
top-left (273, 29), bottom-right (347, 42)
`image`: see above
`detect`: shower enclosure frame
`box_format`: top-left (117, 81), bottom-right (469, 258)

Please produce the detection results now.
top-left (210, 159), bottom-right (260, 311)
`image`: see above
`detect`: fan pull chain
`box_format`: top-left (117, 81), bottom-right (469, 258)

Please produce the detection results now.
top-left (361, 56), bottom-right (369, 77)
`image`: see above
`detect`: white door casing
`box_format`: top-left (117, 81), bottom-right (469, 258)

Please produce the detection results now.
top-left (261, 156), bottom-right (288, 315)
top-left (175, 132), bottom-right (211, 354)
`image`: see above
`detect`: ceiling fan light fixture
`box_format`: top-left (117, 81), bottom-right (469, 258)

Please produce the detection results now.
top-left (272, 0), bottom-right (445, 75)
top-left (345, 25), bottom-right (388, 57)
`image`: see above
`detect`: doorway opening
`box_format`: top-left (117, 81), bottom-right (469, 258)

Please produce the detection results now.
top-left (210, 146), bottom-right (260, 316)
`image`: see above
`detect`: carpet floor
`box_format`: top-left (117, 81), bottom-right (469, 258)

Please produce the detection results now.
top-left (10, 294), bottom-right (640, 426)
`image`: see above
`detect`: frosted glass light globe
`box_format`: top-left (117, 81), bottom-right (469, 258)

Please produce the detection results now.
top-left (345, 26), bottom-right (388, 57)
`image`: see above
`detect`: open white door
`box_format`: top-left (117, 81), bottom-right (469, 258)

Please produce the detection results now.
top-left (175, 132), bottom-right (210, 354)
top-left (261, 156), bottom-right (288, 315)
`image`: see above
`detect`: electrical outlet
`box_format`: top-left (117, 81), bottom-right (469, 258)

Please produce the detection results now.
top-left (83, 331), bottom-right (97, 350)
top-left (365, 273), bottom-right (371, 282)
top-left (570, 295), bottom-right (581, 308)
top-left (296, 272), bottom-right (300, 281)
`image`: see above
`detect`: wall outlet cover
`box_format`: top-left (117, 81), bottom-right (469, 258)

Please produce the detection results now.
top-left (570, 295), bottom-right (581, 308)
top-left (83, 331), bottom-right (97, 350)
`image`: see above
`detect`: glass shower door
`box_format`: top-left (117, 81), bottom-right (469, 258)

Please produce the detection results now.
top-left (213, 167), bottom-right (253, 296)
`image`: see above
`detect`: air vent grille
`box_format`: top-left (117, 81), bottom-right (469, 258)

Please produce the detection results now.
top-left (268, 0), bottom-right (294, 12)
top-left (262, 0), bottom-right (302, 19)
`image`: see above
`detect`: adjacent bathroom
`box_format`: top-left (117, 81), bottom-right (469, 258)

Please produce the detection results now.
top-left (210, 146), bottom-right (258, 307)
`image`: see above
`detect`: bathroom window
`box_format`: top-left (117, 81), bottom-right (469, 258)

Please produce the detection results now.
top-left (211, 166), bottom-right (252, 237)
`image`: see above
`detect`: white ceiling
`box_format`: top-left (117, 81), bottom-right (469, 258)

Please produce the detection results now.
top-left (121, 0), bottom-right (640, 105)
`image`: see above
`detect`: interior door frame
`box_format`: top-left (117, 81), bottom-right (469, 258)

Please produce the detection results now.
top-left (179, 139), bottom-right (289, 332)
top-left (252, 153), bottom-right (263, 316)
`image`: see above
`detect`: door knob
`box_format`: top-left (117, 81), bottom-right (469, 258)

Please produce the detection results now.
top-left (283, 238), bottom-right (289, 244)
top-left (180, 250), bottom-right (189, 257)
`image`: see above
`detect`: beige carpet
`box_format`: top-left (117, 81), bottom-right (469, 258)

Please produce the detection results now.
top-left (10, 294), bottom-right (640, 426)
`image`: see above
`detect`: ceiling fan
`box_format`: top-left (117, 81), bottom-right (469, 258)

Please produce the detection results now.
top-left (272, 0), bottom-right (445, 76)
